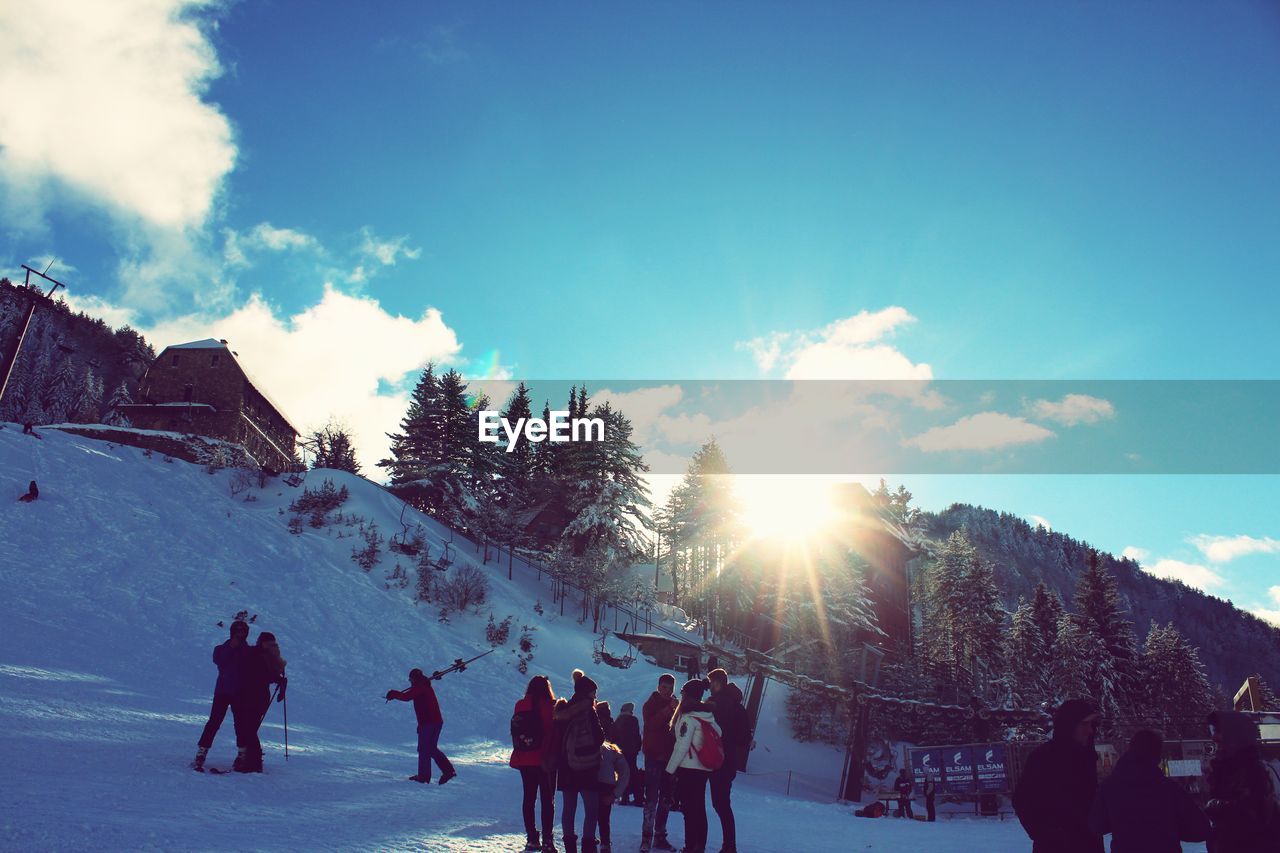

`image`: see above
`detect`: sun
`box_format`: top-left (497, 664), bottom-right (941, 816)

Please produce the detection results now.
top-left (735, 477), bottom-right (842, 544)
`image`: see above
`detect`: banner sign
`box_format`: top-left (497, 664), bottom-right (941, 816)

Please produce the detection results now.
top-left (943, 746), bottom-right (976, 795)
top-left (975, 743), bottom-right (1007, 792)
top-left (910, 749), bottom-right (943, 785)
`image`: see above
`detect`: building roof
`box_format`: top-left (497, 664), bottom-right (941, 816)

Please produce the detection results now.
top-left (155, 339), bottom-right (298, 435)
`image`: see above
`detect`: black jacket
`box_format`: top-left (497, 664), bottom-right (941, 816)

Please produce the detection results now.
top-left (710, 682), bottom-right (751, 774)
top-left (1089, 753), bottom-right (1209, 853)
top-left (1014, 732), bottom-right (1104, 853)
top-left (611, 712), bottom-right (643, 757)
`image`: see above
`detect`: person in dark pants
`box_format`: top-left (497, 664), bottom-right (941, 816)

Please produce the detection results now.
top-left (611, 702), bottom-right (643, 806)
top-left (553, 675), bottom-right (605, 853)
top-left (1203, 711), bottom-right (1280, 853)
top-left (707, 669), bottom-right (749, 853)
top-left (233, 631), bottom-right (286, 772)
top-left (387, 667), bottom-right (456, 784)
top-left (18, 480), bottom-right (38, 502)
top-left (666, 679), bottom-right (720, 853)
top-left (1089, 728), bottom-right (1209, 853)
top-left (642, 674), bottom-right (680, 852)
top-left (894, 767), bottom-right (915, 819)
top-left (510, 675), bottom-right (558, 852)
top-left (192, 620), bottom-right (250, 770)
top-left (1013, 698), bottom-right (1105, 853)
top-left (924, 776), bottom-right (937, 822)
top-left (686, 654), bottom-right (701, 682)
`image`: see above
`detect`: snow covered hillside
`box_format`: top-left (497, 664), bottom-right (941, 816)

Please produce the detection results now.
top-left (0, 424), bottom-right (1129, 851)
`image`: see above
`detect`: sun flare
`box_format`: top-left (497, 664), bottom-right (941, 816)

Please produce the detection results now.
top-left (735, 477), bottom-right (843, 544)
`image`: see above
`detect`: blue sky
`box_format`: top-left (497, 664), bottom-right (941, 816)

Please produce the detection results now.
top-left (2, 1), bottom-right (1278, 626)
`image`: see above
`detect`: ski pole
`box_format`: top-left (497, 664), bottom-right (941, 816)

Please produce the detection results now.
top-left (259, 685), bottom-right (280, 727)
top-left (283, 691), bottom-right (289, 761)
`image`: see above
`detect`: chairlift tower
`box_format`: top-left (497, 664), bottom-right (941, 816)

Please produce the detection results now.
top-left (0, 264), bottom-right (67, 408)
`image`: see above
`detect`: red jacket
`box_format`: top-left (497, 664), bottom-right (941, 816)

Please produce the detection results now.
top-left (509, 696), bottom-right (555, 768)
top-left (642, 691), bottom-right (679, 761)
top-left (388, 681), bottom-right (443, 726)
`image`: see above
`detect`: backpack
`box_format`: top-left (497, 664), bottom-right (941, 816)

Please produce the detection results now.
top-left (690, 716), bottom-right (725, 770)
top-left (511, 704), bottom-right (543, 752)
top-left (565, 710), bottom-right (602, 771)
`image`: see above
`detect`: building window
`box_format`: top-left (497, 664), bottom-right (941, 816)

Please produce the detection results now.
top-left (171, 354), bottom-right (180, 366)
top-left (210, 354), bottom-right (220, 367)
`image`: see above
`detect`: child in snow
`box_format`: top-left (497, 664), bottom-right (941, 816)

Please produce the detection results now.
top-left (18, 480), bottom-right (38, 502)
top-left (594, 702), bottom-right (631, 853)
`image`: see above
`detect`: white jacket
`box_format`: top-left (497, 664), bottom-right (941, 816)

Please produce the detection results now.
top-left (666, 710), bottom-right (721, 774)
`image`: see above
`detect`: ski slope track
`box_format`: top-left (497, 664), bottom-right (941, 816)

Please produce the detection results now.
top-left (0, 424), bottom-right (1162, 851)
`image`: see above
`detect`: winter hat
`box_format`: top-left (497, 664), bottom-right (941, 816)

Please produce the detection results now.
top-left (572, 668), bottom-right (586, 686)
top-left (596, 701), bottom-right (614, 729)
top-left (681, 679), bottom-right (707, 701)
top-left (1208, 711), bottom-right (1261, 759)
top-left (620, 702), bottom-right (635, 715)
top-left (1052, 698), bottom-right (1099, 736)
top-left (574, 675), bottom-right (598, 698)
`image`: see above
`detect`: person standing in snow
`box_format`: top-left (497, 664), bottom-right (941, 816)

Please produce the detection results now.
top-left (707, 668), bottom-right (749, 853)
top-left (510, 675), bottom-right (558, 852)
top-left (610, 702), bottom-right (643, 806)
top-left (192, 620), bottom-right (250, 771)
top-left (1088, 728), bottom-right (1209, 853)
top-left (1013, 698), bottom-right (1105, 853)
top-left (233, 631), bottom-right (287, 773)
top-left (642, 673), bottom-right (680, 852)
top-left (1203, 711), bottom-right (1280, 853)
top-left (594, 701), bottom-right (631, 853)
top-left (924, 776), bottom-right (937, 822)
top-left (552, 674), bottom-right (605, 853)
top-left (893, 767), bottom-right (915, 819)
top-left (386, 667), bottom-right (457, 784)
top-left (666, 679), bottom-right (721, 853)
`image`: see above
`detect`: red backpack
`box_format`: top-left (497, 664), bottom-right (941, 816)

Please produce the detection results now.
top-left (689, 717), bottom-right (724, 770)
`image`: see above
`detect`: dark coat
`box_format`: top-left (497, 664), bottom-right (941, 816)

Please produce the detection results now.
top-left (1204, 719), bottom-right (1280, 853)
top-left (1014, 727), bottom-right (1104, 853)
top-left (1089, 753), bottom-right (1209, 853)
top-left (895, 775), bottom-right (915, 798)
top-left (642, 691), bottom-right (678, 761)
top-left (611, 711), bottom-right (643, 757)
top-left (552, 695), bottom-right (605, 791)
top-left (242, 644), bottom-right (286, 707)
top-left (709, 682), bottom-right (750, 775)
top-left (387, 678), bottom-right (442, 727)
top-left (211, 639), bottom-right (251, 696)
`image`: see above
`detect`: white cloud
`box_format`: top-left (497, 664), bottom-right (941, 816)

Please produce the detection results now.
top-left (350, 227), bottom-right (422, 282)
top-left (738, 307), bottom-right (933, 381)
top-left (1142, 559), bottom-right (1225, 592)
top-left (1029, 394), bottom-right (1116, 426)
top-left (0, 0), bottom-right (235, 231)
top-left (1189, 534), bottom-right (1280, 564)
top-left (904, 412), bottom-right (1055, 453)
top-left (96, 286), bottom-right (463, 473)
top-left (1121, 546), bottom-right (1150, 563)
top-left (1251, 586), bottom-right (1280, 627)
top-left (1027, 514), bottom-right (1052, 530)
top-left (249, 223), bottom-right (316, 252)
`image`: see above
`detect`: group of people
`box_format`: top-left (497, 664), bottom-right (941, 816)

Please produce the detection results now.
top-left (1014, 698), bottom-right (1280, 853)
top-left (191, 620), bottom-right (288, 773)
top-left (508, 668), bottom-right (751, 853)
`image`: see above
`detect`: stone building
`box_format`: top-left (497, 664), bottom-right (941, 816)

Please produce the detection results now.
top-left (119, 338), bottom-right (298, 471)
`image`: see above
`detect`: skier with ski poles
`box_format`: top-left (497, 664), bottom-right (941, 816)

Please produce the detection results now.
top-left (385, 650), bottom-right (491, 784)
top-left (234, 631), bottom-right (287, 773)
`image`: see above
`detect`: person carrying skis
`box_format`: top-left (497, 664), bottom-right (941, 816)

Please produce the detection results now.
top-left (17, 480), bottom-right (37, 502)
top-left (610, 702), bottom-right (643, 806)
top-left (666, 679), bottom-right (722, 853)
top-left (552, 674), bottom-right (605, 853)
top-left (893, 767), bottom-right (915, 819)
top-left (1013, 698), bottom-right (1105, 853)
top-left (234, 631), bottom-right (287, 773)
top-left (386, 667), bottom-right (456, 784)
top-left (594, 701), bottom-right (631, 853)
top-left (1203, 711), bottom-right (1280, 853)
top-left (192, 620), bottom-right (250, 771)
top-left (510, 675), bottom-right (558, 852)
top-left (1088, 728), bottom-right (1209, 853)
top-left (642, 673), bottom-right (680, 852)
top-left (707, 668), bottom-right (749, 853)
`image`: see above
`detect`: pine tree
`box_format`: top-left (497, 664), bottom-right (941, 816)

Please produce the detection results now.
top-left (1051, 612), bottom-right (1108, 704)
top-left (74, 367), bottom-right (104, 423)
top-left (42, 357), bottom-right (77, 422)
top-left (1073, 550), bottom-right (1139, 717)
top-left (309, 422), bottom-right (361, 474)
top-left (1247, 674), bottom-right (1279, 711)
top-left (102, 380), bottom-right (133, 427)
top-left (1140, 622), bottom-right (1214, 737)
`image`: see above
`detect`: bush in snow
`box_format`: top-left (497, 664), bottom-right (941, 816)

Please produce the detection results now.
top-left (351, 521), bottom-right (383, 571)
top-left (437, 564), bottom-right (488, 612)
top-left (486, 613), bottom-right (513, 647)
top-left (385, 563), bottom-right (410, 590)
top-left (289, 479), bottom-right (350, 528)
top-left (517, 625), bottom-right (537, 674)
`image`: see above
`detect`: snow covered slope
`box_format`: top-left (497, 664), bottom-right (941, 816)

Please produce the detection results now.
top-left (0, 424), bottom-right (1121, 851)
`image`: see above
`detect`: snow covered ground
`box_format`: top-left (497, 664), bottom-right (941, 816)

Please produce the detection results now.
top-left (0, 424), bottom-right (1203, 851)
